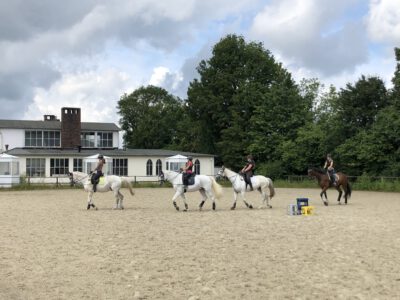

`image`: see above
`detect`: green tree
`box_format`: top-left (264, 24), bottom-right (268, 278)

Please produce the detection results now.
top-left (333, 75), bottom-right (388, 139)
top-left (117, 85), bottom-right (184, 149)
top-left (337, 106), bottom-right (400, 175)
top-left (186, 34), bottom-right (301, 168)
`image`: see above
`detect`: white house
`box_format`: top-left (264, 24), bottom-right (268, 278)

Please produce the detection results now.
top-left (0, 107), bottom-right (215, 184)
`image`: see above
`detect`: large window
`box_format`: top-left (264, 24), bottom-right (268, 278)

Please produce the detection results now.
top-left (146, 159), bottom-right (153, 176)
top-left (26, 158), bottom-right (45, 177)
top-left (97, 132), bottom-right (113, 148)
top-left (43, 131), bottom-right (60, 147)
top-left (25, 131), bottom-right (42, 147)
top-left (156, 159), bottom-right (162, 175)
top-left (194, 159), bottom-right (200, 175)
top-left (73, 159), bottom-right (83, 172)
top-left (113, 159), bottom-right (128, 176)
top-left (50, 158), bottom-right (69, 176)
top-left (25, 131), bottom-right (60, 147)
top-left (81, 132), bottom-right (95, 147)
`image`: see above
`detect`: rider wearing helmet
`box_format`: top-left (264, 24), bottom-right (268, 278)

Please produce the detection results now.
top-left (323, 153), bottom-right (336, 185)
top-left (241, 155), bottom-right (255, 191)
top-left (182, 156), bottom-right (194, 191)
top-left (92, 154), bottom-right (105, 192)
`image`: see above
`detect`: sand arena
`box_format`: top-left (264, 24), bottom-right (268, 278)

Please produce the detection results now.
top-left (0, 187), bottom-right (399, 299)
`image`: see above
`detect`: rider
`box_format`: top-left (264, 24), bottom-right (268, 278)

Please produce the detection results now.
top-left (92, 154), bottom-right (105, 192)
top-left (241, 155), bottom-right (255, 191)
top-left (323, 153), bottom-right (336, 185)
top-left (181, 156), bottom-right (194, 191)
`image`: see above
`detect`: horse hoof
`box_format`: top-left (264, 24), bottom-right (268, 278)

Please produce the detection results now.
top-left (249, 205), bottom-right (253, 209)
top-left (338, 202), bottom-right (341, 205)
top-left (230, 207), bottom-right (235, 210)
top-left (269, 205), bottom-right (272, 209)
top-left (324, 202), bottom-right (328, 206)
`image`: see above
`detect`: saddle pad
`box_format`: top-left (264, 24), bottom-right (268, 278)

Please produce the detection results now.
top-left (98, 177), bottom-right (106, 185)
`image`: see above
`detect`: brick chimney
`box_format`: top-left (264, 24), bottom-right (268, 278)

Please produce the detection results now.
top-left (61, 107), bottom-right (81, 148)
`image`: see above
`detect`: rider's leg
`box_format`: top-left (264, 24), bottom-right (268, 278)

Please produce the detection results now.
top-left (247, 173), bottom-right (253, 191)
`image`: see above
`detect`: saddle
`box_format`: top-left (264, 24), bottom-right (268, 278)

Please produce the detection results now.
top-left (183, 173), bottom-right (196, 186)
top-left (91, 173), bottom-right (104, 185)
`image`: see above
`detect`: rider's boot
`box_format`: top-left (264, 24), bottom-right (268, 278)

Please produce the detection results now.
top-left (93, 183), bottom-right (97, 192)
top-left (249, 183), bottom-right (254, 191)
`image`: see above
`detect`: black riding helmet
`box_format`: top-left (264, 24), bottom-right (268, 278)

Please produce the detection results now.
top-left (98, 154), bottom-right (104, 159)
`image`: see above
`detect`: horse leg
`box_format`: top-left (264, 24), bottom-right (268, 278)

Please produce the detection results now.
top-left (199, 189), bottom-right (207, 211)
top-left (180, 193), bottom-right (189, 212)
top-left (113, 189), bottom-right (121, 209)
top-left (231, 192), bottom-right (238, 210)
top-left (87, 191), bottom-right (97, 210)
top-left (260, 188), bottom-right (272, 209)
top-left (118, 191), bottom-right (125, 209)
top-left (241, 191), bottom-right (253, 209)
top-left (320, 188), bottom-right (328, 206)
top-left (336, 187), bottom-right (342, 205)
top-left (205, 190), bottom-right (216, 211)
top-left (172, 190), bottom-right (181, 211)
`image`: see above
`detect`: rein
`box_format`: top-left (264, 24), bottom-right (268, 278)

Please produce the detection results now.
top-left (71, 174), bottom-right (90, 185)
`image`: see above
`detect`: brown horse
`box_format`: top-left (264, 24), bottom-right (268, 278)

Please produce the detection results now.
top-left (307, 167), bottom-right (352, 206)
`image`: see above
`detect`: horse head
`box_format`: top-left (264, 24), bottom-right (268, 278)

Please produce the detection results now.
top-left (216, 166), bottom-right (226, 179)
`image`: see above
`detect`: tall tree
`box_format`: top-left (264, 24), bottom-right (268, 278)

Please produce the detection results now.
top-left (117, 86), bottom-right (183, 149)
top-left (186, 34), bottom-right (300, 168)
top-left (333, 75), bottom-right (388, 139)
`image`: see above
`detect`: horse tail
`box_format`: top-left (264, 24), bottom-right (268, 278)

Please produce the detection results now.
top-left (346, 181), bottom-right (352, 199)
top-left (210, 176), bottom-right (223, 199)
top-left (268, 178), bottom-right (276, 198)
top-left (121, 177), bottom-right (135, 196)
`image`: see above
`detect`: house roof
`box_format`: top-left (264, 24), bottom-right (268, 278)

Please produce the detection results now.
top-left (0, 120), bottom-right (120, 131)
top-left (5, 148), bottom-right (214, 158)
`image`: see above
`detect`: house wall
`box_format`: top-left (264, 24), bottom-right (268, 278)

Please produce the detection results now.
top-left (17, 156), bottom-right (215, 180)
top-left (0, 129), bottom-right (25, 150)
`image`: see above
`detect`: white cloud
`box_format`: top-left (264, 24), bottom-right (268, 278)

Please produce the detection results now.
top-left (24, 69), bottom-right (133, 123)
top-left (366, 0), bottom-right (400, 43)
top-left (249, 0), bottom-right (368, 76)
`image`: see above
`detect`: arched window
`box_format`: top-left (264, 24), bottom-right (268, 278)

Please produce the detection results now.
top-left (194, 159), bottom-right (200, 175)
top-left (156, 159), bottom-right (162, 175)
top-left (146, 159), bottom-right (153, 176)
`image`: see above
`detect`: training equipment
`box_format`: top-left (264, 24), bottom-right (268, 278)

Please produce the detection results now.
top-left (301, 206), bottom-right (314, 215)
top-left (297, 198), bottom-right (309, 214)
top-left (287, 204), bottom-right (298, 215)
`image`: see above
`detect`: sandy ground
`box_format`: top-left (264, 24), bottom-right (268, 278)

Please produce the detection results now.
top-left (0, 186), bottom-right (400, 300)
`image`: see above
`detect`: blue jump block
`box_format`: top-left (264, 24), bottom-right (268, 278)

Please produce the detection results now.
top-left (296, 198), bottom-right (309, 214)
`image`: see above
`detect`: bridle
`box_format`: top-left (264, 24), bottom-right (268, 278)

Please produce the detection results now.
top-left (69, 172), bottom-right (90, 186)
top-left (218, 169), bottom-right (240, 182)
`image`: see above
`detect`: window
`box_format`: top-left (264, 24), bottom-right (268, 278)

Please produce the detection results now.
top-left (50, 158), bottom-right (69, 176)
top-left (25, 131), bottom-right (43, 147)
top-left (43, 131), bottom-right (60, 147)
top-left (73, 159), bottom-right (83, 172)
top-left (166, 161), bottom-right (169, 170)
top-left (25, 131), bottom-right (60, 147)
top-left (0, 162), bottom-right (10, 175)
top-left (97, 132), bottom-right (113, 148)
top-left (146, 159), bottom-right (153, 176)
top-left (156, 159), bottom-right (162, 175)
top-left (113, 159), bottom-right (128, 176)
top-left (194, 159), bottom-right (200, 175)
top-left (26, 158), bottom-right (45, 177)
top-left (81, 132), bottom-right (95, 147)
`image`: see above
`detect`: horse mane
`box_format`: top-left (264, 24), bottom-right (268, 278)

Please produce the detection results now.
top-left (309, 167), bottom-right (326, 174)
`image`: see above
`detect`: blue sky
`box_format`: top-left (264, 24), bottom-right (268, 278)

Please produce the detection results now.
top-left (0, 0), bottom-right (399, 125)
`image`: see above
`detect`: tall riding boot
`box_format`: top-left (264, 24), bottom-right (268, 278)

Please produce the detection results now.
top-left (249, 182), bottom-right (253, 191)
top-left (93, 183), bottom-right (97, 192)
